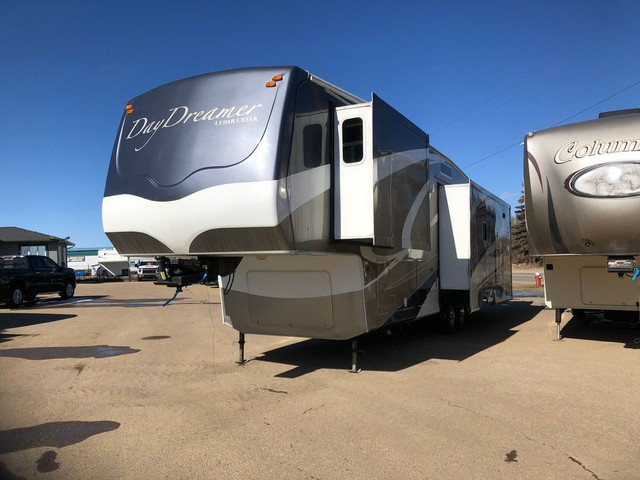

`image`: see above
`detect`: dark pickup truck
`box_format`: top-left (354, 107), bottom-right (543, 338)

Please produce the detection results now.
top-left (0, 255), bottom-right (76, 307)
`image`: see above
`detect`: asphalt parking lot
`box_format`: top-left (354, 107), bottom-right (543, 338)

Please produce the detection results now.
top-left (0, 282), bottom-right (638, 480)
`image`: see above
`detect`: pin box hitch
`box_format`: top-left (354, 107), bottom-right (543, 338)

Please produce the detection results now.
top-left (154, 256), bottom-right (241, 288)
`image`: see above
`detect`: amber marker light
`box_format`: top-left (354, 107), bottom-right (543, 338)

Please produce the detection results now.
top-left (125, 104), bottom-right (134, 115)
top-left (266, 74), bottom-right (284, 87)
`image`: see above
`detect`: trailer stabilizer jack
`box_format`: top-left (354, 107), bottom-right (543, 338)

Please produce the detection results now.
top-left (554, 308), bottom-right (565, 341)
top-left (236, 332), bottom-right (246, 365)
top-left (349, 337), bottom-right (362, 373)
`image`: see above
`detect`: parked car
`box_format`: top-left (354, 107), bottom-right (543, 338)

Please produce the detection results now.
top-left (0, 255), bottom-right (76, 307)
top-left (136, 259), bottom-right (159, 281)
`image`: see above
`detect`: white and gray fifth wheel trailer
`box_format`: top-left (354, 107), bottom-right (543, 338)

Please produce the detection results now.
top-left (102, 66), bottom-right (512, 370)
top-left (524, 109), bottom-right (640, 338)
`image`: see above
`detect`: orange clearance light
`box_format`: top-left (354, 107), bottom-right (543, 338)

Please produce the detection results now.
top-left (266, 81), bottom-right (277, 88)
top-left (125, 104), bottom-right (134, 114)
top-left (272, 74), bottom-right (283, 82)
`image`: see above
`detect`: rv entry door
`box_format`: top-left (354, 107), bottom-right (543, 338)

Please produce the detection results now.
top-left (334, 104), bottom-right (374, 243)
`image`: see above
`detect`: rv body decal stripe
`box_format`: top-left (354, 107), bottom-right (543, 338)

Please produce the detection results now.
top-left (546, 179), bottom-right (569, 254)
top-left (287, 164), bottom-right (330, 213)
top-left (401, 183), bottom-right (429, 248)
top-left (527, 151), bottom-right (543, 191)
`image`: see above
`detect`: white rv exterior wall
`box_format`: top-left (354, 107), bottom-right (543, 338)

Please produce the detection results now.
top-left (439, 184), bottom-right (471, 290)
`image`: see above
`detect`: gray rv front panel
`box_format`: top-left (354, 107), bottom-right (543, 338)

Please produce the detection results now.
top-left (525, 112), bottom-right (640, 255)
top-left (104, 66), bottom-right (309, 202)
top-left (103, 67), bottom-right (322, 256)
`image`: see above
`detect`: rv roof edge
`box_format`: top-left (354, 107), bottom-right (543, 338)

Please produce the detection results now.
top-left (309, 74), bottom-right (366, 105)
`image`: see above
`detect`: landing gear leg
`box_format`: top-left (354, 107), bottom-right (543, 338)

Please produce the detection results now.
top-left (554, 309), bottom-right (564, 341)
top-left (349, 337), bottom-right (361, 373)
top-left (237, 332), bottom-right (246, 364)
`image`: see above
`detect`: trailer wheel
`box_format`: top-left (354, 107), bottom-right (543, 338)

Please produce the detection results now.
top-left (438, 304), bottom-right (456, 334)
top-left (8, 285), bottom-right (25, 308)
top-left (455, 303), bottom-right (467, 330)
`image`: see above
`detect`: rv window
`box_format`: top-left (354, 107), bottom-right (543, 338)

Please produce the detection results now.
top-left (342, 118), bottom-right (364, 164)
top-left (303, 124), bottom-right (323, 168)
top-left (440, 163), bottom-right (453, 178)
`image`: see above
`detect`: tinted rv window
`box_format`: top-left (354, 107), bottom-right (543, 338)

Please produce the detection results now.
top-left (440, 163), bottom-right (453, 178)
top-left (342, 118), bottom-right (363, 164)
top-left (303, 124), bottom-right (323, 168)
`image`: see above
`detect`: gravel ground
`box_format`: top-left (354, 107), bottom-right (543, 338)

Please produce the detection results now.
top-left (0, 282), bottom-right (638, 480)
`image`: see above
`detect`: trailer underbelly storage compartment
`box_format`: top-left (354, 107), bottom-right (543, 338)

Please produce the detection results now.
top-left (543, 255), bottom-right (640, 310)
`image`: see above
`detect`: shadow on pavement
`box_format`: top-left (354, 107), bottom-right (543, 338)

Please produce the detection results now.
top-left (0, 345), bottom-right (140, 360)
top-left (28, 296), bottom-right (218, 308)
top-left (1, 296), bottom-right (108, 310)
top-left (0, 312), bottom-right (77, 344)
top-left (0, 421), bottom-right (121, 454)
top-left (561, 311), bottom-right (640, 349)
top-left (257, 300), bottom-right (545, 377)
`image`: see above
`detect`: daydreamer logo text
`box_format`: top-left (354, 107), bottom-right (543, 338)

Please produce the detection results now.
top-left (124, 104), bottom-right (263, 152)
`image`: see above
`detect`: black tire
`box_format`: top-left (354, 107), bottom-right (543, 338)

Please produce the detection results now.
top-left (455, 303), bottom-right (467, 330)
top-left (438, 304), bottom-right (456, 334)
top-left (59, 281), bottom-right (75, 299)
top-left (8, 285), bottom-right (25, 308)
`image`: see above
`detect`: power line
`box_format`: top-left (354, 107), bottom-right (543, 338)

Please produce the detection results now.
top-left (462, 140), bottom-right (522, 169)
top-left (549, 79), bottom-right (640, 127)
top-left (462, 78), bottom-right (640, 169)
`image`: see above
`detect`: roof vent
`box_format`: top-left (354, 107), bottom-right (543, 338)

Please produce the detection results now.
top-left (598, 108), bottom-right (640, 118)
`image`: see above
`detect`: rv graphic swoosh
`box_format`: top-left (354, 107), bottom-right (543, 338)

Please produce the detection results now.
top-left (527, 151), bottom-right (543, 192)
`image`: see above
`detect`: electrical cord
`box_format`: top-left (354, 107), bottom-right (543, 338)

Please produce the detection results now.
top-left (162, 286), bottom-right (182, 307)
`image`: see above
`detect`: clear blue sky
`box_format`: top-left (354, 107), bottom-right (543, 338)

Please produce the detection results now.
top-left (1, 0), bottom-right (639, 248)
